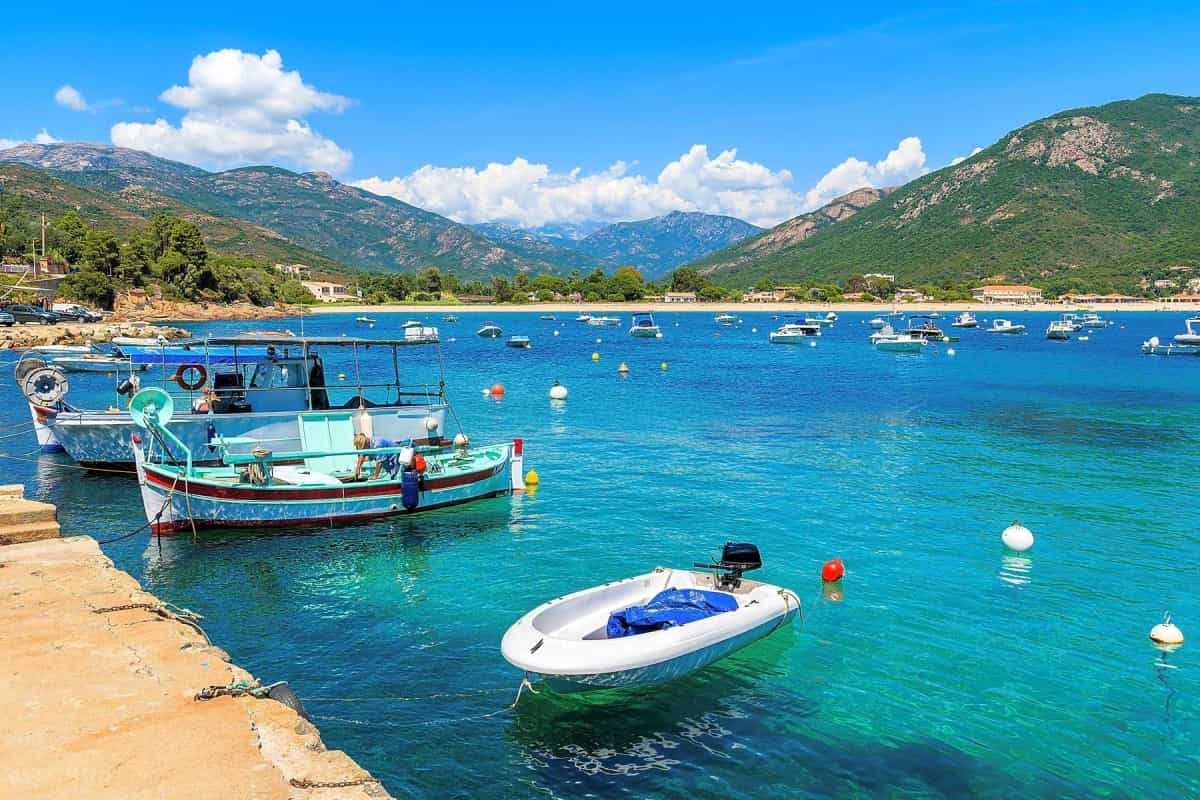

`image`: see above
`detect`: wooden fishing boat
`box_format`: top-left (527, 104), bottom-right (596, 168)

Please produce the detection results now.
top-left (501, 543), bottom-right (798, 693)
top-left (129, 388), bottom-right (524, 534)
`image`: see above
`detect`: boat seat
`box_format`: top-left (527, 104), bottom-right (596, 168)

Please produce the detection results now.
top-left (298, 412), bottom-right (358, 475)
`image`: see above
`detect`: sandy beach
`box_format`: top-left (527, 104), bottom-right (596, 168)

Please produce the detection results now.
top-left (307, 300), bottom-right (1200, 315)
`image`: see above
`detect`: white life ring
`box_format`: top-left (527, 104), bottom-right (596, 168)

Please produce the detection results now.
top-left (22, 366), bottom-right (70, 405)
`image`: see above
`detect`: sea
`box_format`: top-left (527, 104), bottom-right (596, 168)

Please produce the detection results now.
top-left (1, 310), bottom-right (1197, 799)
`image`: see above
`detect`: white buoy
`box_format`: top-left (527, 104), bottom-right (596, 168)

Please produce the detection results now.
top-left (553, 330), bottom-right (560, 337)
top-left (752, 327), bottom-right (757, 333)
top-left (424, 416), bottom-right (439, 432)
top-left (1148, 336), bottom-right (1160, 348)
top-left (549, 382), bottom-right (568, 400)
top-left (1001, 521), bottom-right (1034, 552)
top-left (809, 341), bottom-right (816, 348)
top-left (453, 432), bottom-right (469, 447)
top-left (596, 338), bottom-right (602, 344)
top-left (947, 348), bottom-right (956, 356)
top-left (1150, 612), bottom-right (1184, 646)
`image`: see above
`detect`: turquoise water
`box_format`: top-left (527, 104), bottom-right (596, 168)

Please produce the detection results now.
top-left (2, 311), bottom-right (1198, 798)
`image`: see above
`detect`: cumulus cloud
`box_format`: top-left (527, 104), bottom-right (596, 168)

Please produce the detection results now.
top-left (33, 129), bottom-right (61, 144)
top-left (354, 139), bottom-right (929, 228)
top-left (802, 136), bottom-right (928, 210)
top-left (54, 85), bottom-right (91, 112)
top-left (950, 146), bottom-right (983, 166)
top-left (111, 48), bottom-right (352, 174)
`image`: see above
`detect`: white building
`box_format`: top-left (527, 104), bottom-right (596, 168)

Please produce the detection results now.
top-left (301, 281), bottom-right (348, 302)
top-left (664, 292), bottom-right (697, 303)
top-left (972, 284), bottom-right (1043, 304)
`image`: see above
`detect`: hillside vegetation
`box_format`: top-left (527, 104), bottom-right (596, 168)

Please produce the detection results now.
top-left (697, 94), bottom-right (1200, 294)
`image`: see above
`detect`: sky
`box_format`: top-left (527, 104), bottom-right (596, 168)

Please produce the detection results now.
top-left (1, 1), bottom-right (1198, 228)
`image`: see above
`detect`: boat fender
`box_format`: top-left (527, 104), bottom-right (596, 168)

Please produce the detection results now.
top-left (175, 364), bottom-right (207, 391)
top-left (399, 446), bottom-right (415, 467)
top-left (401, 469), bottom-right (420, 510)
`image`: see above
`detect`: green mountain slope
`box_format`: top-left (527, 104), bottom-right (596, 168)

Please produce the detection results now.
top-left (697, 94), bottom-right (1200, 293)
top-left (0, 143), bottom-right (577, 279)
top-left (0, 164), bottom-right (346, 271)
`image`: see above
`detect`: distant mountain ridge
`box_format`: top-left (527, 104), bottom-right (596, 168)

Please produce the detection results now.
top-left (0, 143), bottom-right (574, 279)
top-left (693, 93), bottom-right (1200, 293)
top-left (574, 211), bottom-right (762, 278)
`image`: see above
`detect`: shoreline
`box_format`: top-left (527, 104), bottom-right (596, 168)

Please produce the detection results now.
top-left (300, 300), bottom-right (1200, 315)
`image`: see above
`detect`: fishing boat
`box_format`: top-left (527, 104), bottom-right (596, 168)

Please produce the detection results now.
top-left (501, 542), bottom-right (798, 693)
top-left (24, 343), bottom-right (100, 355)
top-left (1059, 313), bottom-right (1084, 332)
top-left (868, 317), bottom-right (887, 330)
top-left (629, 312), bottom-right (662, 338)
top-left (1142, 336), bottom-right (1200, 356)
top-left (870, 325), bottom-right (927, 352)
top-left (768, 321), bottom-right (821, 342)
top-left (16, 335), bottom-right (450, 466)
top-left (355, 316), bottom-right (376, 325)
top-left (51, 354), bottom-right (148, 374)
top-left (987, 319), bottom-right (1026, 334)
top-left (477, 323), bottom-right (503, 338)
top-left (951, 312), bottom-right (978, 328)
top-left (587, 316), bottom-right (621, 327)
top-left (506, 335), bottom-right (532, 349)
top-left (904, 315), bottom-right (946, 341)
top-left (1046, 320), bottom-right (1073, 340)
top-left (1173, 318), bottom-right (1200, 345)
top-left (714, 313), bottom-right (737, 327)
top-left (129, 387), bottom-right (522, 534)
top-left (1079, 313), bottom-right (1109, 329)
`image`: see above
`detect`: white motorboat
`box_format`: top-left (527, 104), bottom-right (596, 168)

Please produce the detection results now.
top-left (803, 316), bottom-right (835, 327)
top-left (987, 319), bottom-right (1025, 334)
top-left (402, 320), bottom-right (424, 329)
top-left (629, 312), bottom-right (662, 338)
top-left (575, 314), bottom-right (593, 322)
top-left (51, 355), bottom-right (148, 374)
top-left (1143, 336), bottom-right (1200, 356)
top-left (111, 335), bottom-right (170, 348)
top-left (587, 316), bottom-right (621, 327)
top-left (871, 327), bottom-right (928, 353)
top-left (24, 343), bottom-right (99, 355)
top-left (506, 335), bottom-right (532, 349)
top-left (477, 323), bottom-right (503, 338)
top-left (501, 543), bottom-right (799, 693)
top-left (1046, 320), bottom-right (1073, 340)
top-left (1173, 317), bottom-right (1200, 345)
top-left (355, 316), bottom-right (376, 325)
top-left (904, 315), bottom-right (946, 341)
top-left (868, 317), bottom-right (887, 330)
top-left (714, 313), bottom-right (737, 327)
top-left (769, 321), bottom-right (821, 342)
top-left (1079, 313), bottom-right (1109, 329)
top-left (951, 312), bottom-right (978, 328)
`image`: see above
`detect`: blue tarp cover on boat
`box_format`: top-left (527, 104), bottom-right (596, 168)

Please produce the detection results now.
top-left (607, 588), bottom-right (738, 638)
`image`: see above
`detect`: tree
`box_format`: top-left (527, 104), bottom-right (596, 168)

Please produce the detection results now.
top-left (844, 274), bottom-right (867, 293)
top-left (59, 269), bottom-right (115, 309)
top-left (611, 266), bottom-right (645, 300)
top-left (80, 230), bottom-right (122, 277)
top-left (697, 285), bottom-right (725, 302)
top-left (491, 277), bottom-right (513, 302)
top-left (416, 267), bottom-right (442, 294)
top-left (670, 267), bottom-right (704, 293)
top-left (51, 211), bottom-right (89, 265)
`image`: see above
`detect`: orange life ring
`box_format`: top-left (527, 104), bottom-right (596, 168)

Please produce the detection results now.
top-left (174, 364), bottom-right (207, 391)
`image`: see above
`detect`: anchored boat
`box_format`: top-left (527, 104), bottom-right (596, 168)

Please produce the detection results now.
top-left (951, 312), bottom-right (978, 328)
top-left (1173, 318), bottom-right (1200, 345)
top-left (714, 313), bottom-right (737, 327)
top-left (629, 312), bottom-right (662, 338)
top-left (587, 316), bottom-right (621, 327)
top-left (477, 323), bottom-right (503, 338)
top-left (17, 334), bottom-right (449, 466)
top-left (506, 335), bottom-right (532, 349)
top-left (768, 320), bottom-right (821, 342)
top-left (987, 319), bottom-right (1026, 334)
top-left (129, 387), bottom-right (524, 534)
top-left (870, 327), bottom-right (928, 352)
top-left (501, 542), bottom-right (798, 693)
top-left (1046, 320), bottom-right (1074, 340)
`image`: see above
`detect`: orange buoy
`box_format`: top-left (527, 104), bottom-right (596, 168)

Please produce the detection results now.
top-left (412, 453), bottom-right (427, 473)
top-left (821, 558), bottom-right (845, 582)
top-left (490, 383), bottom-right (505, 396)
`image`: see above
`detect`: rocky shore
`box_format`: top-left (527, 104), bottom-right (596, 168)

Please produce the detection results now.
top-left (110, 297), bottom-right (299, 323)
top-left (0, 322), bottom-right (191, 350)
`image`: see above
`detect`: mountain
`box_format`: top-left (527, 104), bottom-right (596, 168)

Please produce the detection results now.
top-left (0, 164), bottom-right (346, 271)
top-left (470, 223), bottom-right (607, 271)
top-left (692, 190), bottom-right (884, 278)
top-left (0, 143), bottom-right (575, 279)
top-left (696, 94), bottom-right (1200, 292)
top-left (575, 211), bottom-right (763, 278)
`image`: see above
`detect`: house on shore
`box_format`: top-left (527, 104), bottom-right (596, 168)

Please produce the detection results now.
top-left (301, 281), bottom-right (348, 303)
top-left (972, 284), bottom-right (1043, 304)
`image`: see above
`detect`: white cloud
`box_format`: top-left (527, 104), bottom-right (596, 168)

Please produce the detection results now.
top-left (802, 136), bottom-right (928, 210)
top-left (0, 138), bottom-right (20, 151)
top-left (33, 129), bottom-right (60, 144)
top-left (354, 139), bottom-right (929, 228)
top-left (950, 146), bottom-right (983, 166)
top-left (111, 48), bottom-right (352, 174)
top-left (54, 85), bottom-right (91, 112)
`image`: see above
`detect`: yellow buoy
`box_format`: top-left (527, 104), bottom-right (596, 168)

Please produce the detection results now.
top-left (660, 361), bottom-right (667, 371)
top-left (591, 352), bottom-right (600, 361)
top-left (337, 373), bottom-right (347, 381)
top-left (524, 469), bottom-right (540, 486)
top-left (618, 362), bottom-right (629, 374)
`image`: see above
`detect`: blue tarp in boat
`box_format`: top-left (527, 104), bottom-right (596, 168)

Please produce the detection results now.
top-left (607, 588), bottom-right (739, 638)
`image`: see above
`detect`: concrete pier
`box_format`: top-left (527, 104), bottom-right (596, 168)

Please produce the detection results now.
top-left (0, 536), bottom-right (392, 799)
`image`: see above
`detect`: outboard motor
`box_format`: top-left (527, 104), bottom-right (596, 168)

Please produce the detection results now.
top-left (695, 542), bottom-right (762, 590)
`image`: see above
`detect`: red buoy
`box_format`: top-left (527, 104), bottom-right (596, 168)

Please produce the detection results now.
top-left (821, 558), bottom-right (845, 582)
top-left (412, 453), bottom-right (427, 473)
top-left (490, 383), bottom-right (505, 396)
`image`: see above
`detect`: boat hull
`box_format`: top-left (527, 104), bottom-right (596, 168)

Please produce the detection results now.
top-left (42, 404), bottom-right (449, 469)
top-left (136, 444), bottom-right (511, 534)
top-left (629, 327), bottom-right (661, 338)
top-left (874, 339), bottom-right (926, 352)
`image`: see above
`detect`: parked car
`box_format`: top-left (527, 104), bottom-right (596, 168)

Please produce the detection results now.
top-left (51, 303), bottom-right (103, 322)
top-left (0, 311), bottom-right (14, 327)
top-left (3, 305), bottom-right (60, 325)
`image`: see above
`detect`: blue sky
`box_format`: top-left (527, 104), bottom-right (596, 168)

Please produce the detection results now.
top-left (2, 1), bottom-right (1198, 227)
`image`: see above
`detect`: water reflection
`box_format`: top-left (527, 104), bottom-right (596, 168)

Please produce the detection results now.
top-left (998, 553), bottom-right (1033, 586)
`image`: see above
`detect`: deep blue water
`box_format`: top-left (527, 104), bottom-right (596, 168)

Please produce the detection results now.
top-left (2, 310), bottom-right (1198, 799)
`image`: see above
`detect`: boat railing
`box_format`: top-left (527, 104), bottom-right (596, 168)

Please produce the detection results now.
top-left (133, 379), bottom-right (447, 411)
